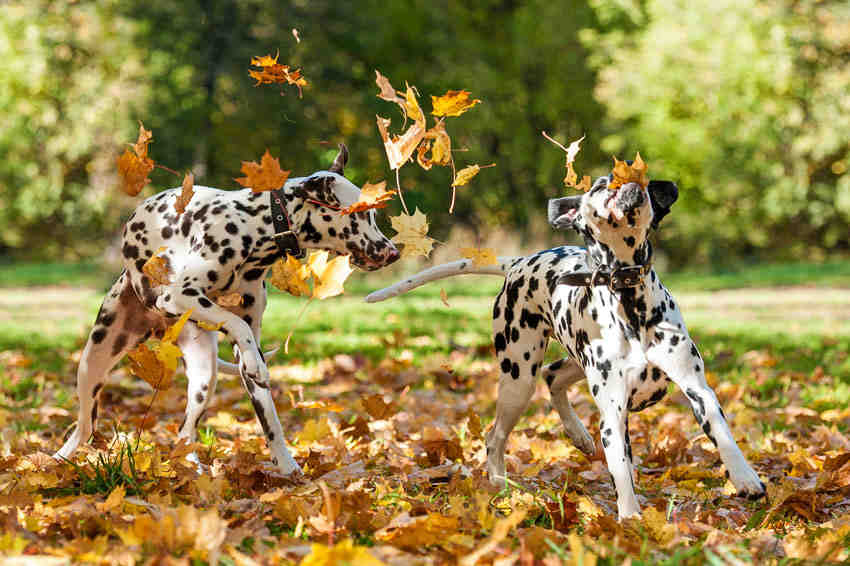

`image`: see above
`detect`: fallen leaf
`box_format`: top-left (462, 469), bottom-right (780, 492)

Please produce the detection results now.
top-left (361, 394), bottom-right (397, 420)
top-left (96, 485), bottom-right (125, 513)
top-left (234, 149), bottom-right (291, 193)
top-left (301, 539), bottom-right (385, 566)
top-left (459, 246), bottom-right (498, 267)
top-left (440, 288), bottom-right (450, 307)
top-left (459, 509), bottom-right (526, 566)
top-left (431, 90), bottom-right (481, 117)
top-left (642, 506), bottom-right (677, 545)
top-left (339, 181), bottom-right (396, 215)
top-left (142, 247), bottom-right (170, 287)
top-left (390, 208), bottom-right (433, 259)
top-left (175, 172), bottom-right (195, 214)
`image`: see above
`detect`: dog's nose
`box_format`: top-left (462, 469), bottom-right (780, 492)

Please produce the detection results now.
top-left (385, 246), bottom-right (400, 264)
top-left (618, 182), bottom-right (646, 210)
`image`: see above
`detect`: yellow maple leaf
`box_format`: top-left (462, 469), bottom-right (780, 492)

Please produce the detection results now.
top-left (376, 115), bottom-right (426, 171)
top-left (96, 485), bottom-right (125, 513)
top-left (271, 254), bottom-right (311, 297)
top-left (162, 309), bottom-right (193, 343)
top-left (609, 152), bottom-right (649, 190)
top-left (431, 90), bottom-right (482, 117)
top-left (296, 418), bottom-right (332, 444)
top-left (390, 208), bottom-right (434, 259)
top-left (641, 506), bottom-right (677, 545)
top-left (142, 247), bottom-right (170, 287)
top-left (301, 539), bottom-right (385, 566)
top-left (339, 181), bottom-right (396, 215)
top-left (175, 172), bottom-right (194, 214)
top-left (460, 246), bottom-right (498, 267)
top-left (128, 311), bottom-right (191, 390)
top-left (312, 254), bottom-right (354, 300)
top-left (234, 149), bottom-right (291, 193)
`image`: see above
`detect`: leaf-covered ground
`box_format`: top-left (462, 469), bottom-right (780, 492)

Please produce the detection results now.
top-left (1, 264), bottom-right (850, 564)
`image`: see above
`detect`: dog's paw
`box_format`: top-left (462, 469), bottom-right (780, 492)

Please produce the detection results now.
top-left (566, 425), bottom-right (596, 456)
top-left (737, 480), bottom-right (767, 501)
top-left (731, 467), bottom-right (766, 500)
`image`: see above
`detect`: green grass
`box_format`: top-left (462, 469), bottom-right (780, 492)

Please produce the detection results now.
top-left (0, 261), bottom-right (113, 289)
top-left (662, 259), bottom-right (850, 292)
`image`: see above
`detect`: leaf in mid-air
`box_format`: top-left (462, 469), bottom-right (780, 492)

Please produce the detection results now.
top-left (142, 247), bottom-right (170, 287)
top-left (248, 52), bottom-right (307, 96)
top-left (609, 152), bottom-right (649, 190)
top-left (390, 208), bottom-right (434, 259)
top-left (339, 181), bottom-right (396, 215)
top-left (234, 149), bottom-right (291, 193)
top-left (311, 254), bottom-right (354, 300)
top-left (270, 254), bottom-right (312, 297)
top-left (431, 90), bottom-right (482, 117)
top-left (175, 172), bottom-right (195, 214)
top-left (117, 122), bottom-right (156, 196)
top-left (127, 310), bottom-right (192, 391)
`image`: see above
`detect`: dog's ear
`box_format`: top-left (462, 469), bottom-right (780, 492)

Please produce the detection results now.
top-left (648, 180), bottom-right (678, 229)
top-left (328, 143), bottom-right (348, 175)
top-left (548, 196), bottom-right (583, 230)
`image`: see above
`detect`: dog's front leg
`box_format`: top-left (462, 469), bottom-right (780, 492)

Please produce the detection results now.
top-left (647, 326), bottom-right (765, 500)
top-left (589, 368), bottom-right (641, 520)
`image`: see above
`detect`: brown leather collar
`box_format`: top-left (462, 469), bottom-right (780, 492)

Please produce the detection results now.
top-left (269, 189), bottom-right (303, 259)
top-left (558, 262), bottom-right (652, 290)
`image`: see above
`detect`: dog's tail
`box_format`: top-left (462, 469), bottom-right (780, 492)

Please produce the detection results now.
top-left (215, 346), bottom-right (280, 376)
top-left (365, 257), bottom-right (517, 303)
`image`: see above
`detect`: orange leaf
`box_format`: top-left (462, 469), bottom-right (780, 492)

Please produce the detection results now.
top-left (417, 121), bottom-right (452, 170)
top-left (609, 152), bottom-right (649, 190)
top-left (309, 252), bottom-right (354, 300)
top-left (132, 122), bottom-right (153, 159)
top-left (270, 254), bottom-right (311, 297)
top-left (235, 149), bottom-right (291, 193)
top-left (361, 394), bottom-right (397, 420)
top-left (249, 52), bottom-right (307, 96)
top-left (440, 288), bottom-right (450, 307)
top-left (175, 172), bottom-right (195, 214)
top-left (116, 149), bottom-right (154, 196)
top-left (431, 90), bottom-right (481, 117)
top-left (544, 132), bottom-right (593, 192)
top-left (142, 247), bottom-right (170, 287)
top-left (339, 181), bottom-right (396, 215)
top-left (127, 310), bottom-right (192, 391)
top-left (390, 208), bottom-right (433, 259)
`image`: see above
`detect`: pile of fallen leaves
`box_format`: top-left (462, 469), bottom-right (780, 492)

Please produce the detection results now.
top-left (3, 338), bottom-right (850, 564)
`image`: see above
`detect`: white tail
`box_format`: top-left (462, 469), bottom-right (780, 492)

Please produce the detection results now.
top-left (365, 257), bottom-right (517, 303)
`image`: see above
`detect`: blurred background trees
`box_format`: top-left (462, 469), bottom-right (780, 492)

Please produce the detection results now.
top-left (1, 0), bottom-right (848, 268)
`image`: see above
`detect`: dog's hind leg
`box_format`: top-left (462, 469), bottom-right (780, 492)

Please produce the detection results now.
top-left (543, 358), bottom-right (595, 455)
top-left (647, 327), bottom-right (765, 500)
top-left (176, 322), bottom-right (218, 470)
top-left (55, 271), bottom-right (152, 461)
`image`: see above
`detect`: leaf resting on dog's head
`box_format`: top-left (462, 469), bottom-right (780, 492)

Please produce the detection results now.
top-left (339, 181), bottom-right (396, 215)
top-left (609, 152), bottom-right (649, 190)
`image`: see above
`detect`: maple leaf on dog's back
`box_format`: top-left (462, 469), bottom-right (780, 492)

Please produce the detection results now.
top-left (431, 89), bottom-right (481, 117)
top-left (339, 181), bottom-right (396, 215)
top-left (234, 149), bottom-right (290, 193)
top-left (390, 208), bottom-right (433, 259)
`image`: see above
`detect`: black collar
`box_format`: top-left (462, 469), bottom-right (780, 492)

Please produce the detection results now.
top-left (558, 262), bottom-right (652, 290)
top-left (269, 189), bottom-right (304, 259)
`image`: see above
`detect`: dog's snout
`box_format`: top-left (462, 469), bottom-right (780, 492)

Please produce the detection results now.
top-left (618, 182), bottom-right (646, 210)
top-left (385, 246), bottom-right (400, 264)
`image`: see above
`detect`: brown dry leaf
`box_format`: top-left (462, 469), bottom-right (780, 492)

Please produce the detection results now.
top-left (376, 115), bottom-right (426, 171)
top-left (301, 539), bottom-right (385, 566)
top-left (361, 394), bottom-right (397, 420)
top-left (375, 70), bottom-right (408, 112)
top-left (459, 246), bottom-right (498, 267)
top-left (389, 208), bottom-right (433, 259)
top-left (270, 254), bottom-right (311, 297)
top-left (459, 509), bottom-right (527, 566)
top-left (117, 122), bottom-right (156, 196)
top-left (142, 247), bottom-right (170, 287)
top-left (216, 292), bottom-right (243, 308)
top-left (440, 288), bottom-right (450, 307)
top-left (609, 152), bottom-right (649, 190)
top-left (339, 181), bottom-right (396, 215)
top-left (376, 512), bottom-right (459, 550)
top-left (248, 52), bottom-right (307, 96)
top-left (127, 310), bottom-right (192, 391)
top-left (544, 132), bottom-right (594, 192)
top-left (234, 149), bottom-right (291, 193)
top-left (431, 90), bottom-right (481, 117)
top-left (175, 172), bottom-right (195, 214)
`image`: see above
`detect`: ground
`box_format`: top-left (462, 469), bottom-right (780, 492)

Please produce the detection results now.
top-left (1, 260), bottom-right (849, 564)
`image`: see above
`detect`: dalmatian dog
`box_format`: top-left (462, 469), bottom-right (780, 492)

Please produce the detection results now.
top-left (367, 173), bottom-right (765, 519)
top-left (55, 144), bottom-right (399, 475)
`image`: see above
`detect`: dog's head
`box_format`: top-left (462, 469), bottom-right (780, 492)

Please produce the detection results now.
top-left (288, 144), bottom-right (400, 271)
top-left (548, 171), bottom-right (678, 265)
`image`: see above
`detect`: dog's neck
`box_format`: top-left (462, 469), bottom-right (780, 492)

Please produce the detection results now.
top-left (584, 237), bottom-right (653, 271)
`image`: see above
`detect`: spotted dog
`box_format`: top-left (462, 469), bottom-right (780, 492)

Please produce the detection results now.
top-left (55, 145), bottom-right (399, 474)
top-left (367, 173), bottom-right (765, 519)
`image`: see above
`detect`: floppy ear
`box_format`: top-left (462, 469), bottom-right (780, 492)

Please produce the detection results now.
top-left (328, 143), bottom-right (348, 175)
top-left (648, 180), bottom-right (678, 229)
top-left (548, 196), bottom-right (583, 230)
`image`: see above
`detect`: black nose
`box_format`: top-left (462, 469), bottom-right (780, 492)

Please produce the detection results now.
top-left (385, 246), bottom-right (400, 264)
top-left (618, 182), bottom-right (646, 210)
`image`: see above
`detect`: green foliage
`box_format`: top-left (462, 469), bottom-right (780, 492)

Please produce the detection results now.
top-left (51, 442), bottom-right (151, 497)
top-left (0, 1), bottom-right (148, 258)
top-left (587, 0), bottom-right (850, 265)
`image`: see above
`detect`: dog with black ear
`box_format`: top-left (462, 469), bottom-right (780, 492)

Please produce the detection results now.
top-left (367, 169), bottom-right (765, 520)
